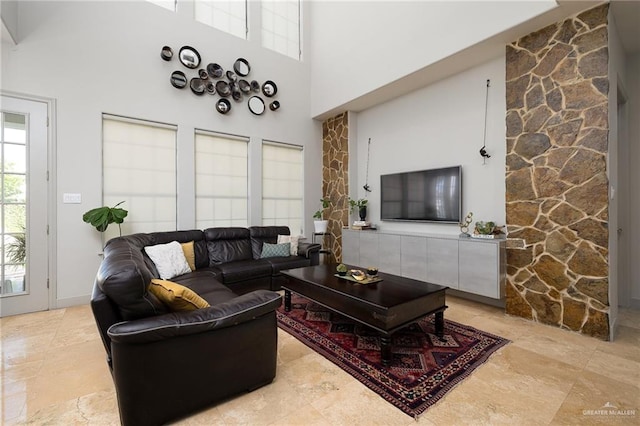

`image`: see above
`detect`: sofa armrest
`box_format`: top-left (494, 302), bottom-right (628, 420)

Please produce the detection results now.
top-left (107, 289), bottom-right (281, 344)
top-left (298, 242), bottom-right (321, 258)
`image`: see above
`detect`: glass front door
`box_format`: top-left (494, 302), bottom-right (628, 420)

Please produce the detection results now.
top-left (0, 96), bottom-right (49, 317)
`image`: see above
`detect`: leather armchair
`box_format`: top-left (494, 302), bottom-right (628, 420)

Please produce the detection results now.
top-left (101, 289), bottom-right (281, 426)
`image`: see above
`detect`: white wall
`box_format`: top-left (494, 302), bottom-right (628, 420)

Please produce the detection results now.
top-left (351, 56), bottom-right (506, 235)
top-left (608, 10), bottom-right (626, 334)
top-left (1, 1), bottom-right (320, 307)
top-left (307, 0), bottom-right (556, 118)
top-left (627, 52), bottom-right (640, 307)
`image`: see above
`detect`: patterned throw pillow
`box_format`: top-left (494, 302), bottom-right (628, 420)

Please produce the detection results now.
top-left (277, 234), bottom-right (300, 256)
top-left (260, 242), bottom-right (291, 258)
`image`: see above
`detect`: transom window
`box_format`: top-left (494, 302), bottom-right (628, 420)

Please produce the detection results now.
top-left (195, 0), bottom-right (248, 40)
top-left (261, 0), bottom-right (301, 60)
top-left (146, 0), bottom-right (176, 12)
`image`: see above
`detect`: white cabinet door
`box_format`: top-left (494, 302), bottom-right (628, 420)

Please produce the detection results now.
top-left (427, 238), bottom-right (459, 288)
top-left (459, 240), bottom-right (501, 298)
top-left (378, 234), bottom-right (401, 275)
top-left (341, 230), bottom-right (359, 265)
top-left (359, 232), bottom-right (379, 268)
top-left (401, 236), bottom-right (427, 281)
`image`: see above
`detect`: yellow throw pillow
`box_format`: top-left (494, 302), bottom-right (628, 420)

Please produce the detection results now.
top-left (148, 279), bottom-right (210, 311)
top-left (181, 241), bottom-right (196, 272)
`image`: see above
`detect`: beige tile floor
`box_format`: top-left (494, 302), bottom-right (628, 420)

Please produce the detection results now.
top-left (1, 296), bottom-right (638, 425)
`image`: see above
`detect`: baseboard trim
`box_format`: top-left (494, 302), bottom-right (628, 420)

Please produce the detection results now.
top-left (54, 295), bottom-right (91, 309)
top-left (447, 289), bottom-right (505, 309)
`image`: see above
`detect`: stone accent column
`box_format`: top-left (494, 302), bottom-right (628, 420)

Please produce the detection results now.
top-left (505, 4), bottom-right (610, 339)
top-left (322, 112), bottom-right (350, 263)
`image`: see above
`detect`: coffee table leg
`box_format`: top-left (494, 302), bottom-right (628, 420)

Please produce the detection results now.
top-left (435, 311), bottom-right (445, 339)
top-left (284, 290), bottom-right (292, 312)
top-left (380, 335), bottom-right (392, 366)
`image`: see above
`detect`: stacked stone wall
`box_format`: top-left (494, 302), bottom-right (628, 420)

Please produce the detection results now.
top-left (321, 112), bottom-right (350, 263)
top-left (505, 4), bottom-right (610, 339)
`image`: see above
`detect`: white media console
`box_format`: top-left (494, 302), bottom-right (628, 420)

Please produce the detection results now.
top-left (342, 229), bottom-right (506, 299)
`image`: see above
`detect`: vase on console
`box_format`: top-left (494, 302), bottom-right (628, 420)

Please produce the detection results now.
top-left (359, 206), bottom-right (367, 221)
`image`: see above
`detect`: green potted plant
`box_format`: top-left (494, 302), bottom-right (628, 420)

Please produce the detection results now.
top-left (6, 231), bottom-right (26, 264)
top-left (349, 198), bottom-right (368, 221)
top-left (336, 263), bottom-right (348, 276)
top-left (83, 201), bottom-right (128, 236)
top-left (313, 198), bottom-right (330, 234)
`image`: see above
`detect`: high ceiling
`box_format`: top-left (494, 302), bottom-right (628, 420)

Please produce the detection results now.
top-left (610, 0), bottom-right (640, 54)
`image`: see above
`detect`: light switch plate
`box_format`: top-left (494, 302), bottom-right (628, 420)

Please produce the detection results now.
top-left (63, 193), bottom-right (82, 204)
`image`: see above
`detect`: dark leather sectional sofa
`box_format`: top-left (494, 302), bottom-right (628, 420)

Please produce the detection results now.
top-left (91, 226), bottom-right (320, 426)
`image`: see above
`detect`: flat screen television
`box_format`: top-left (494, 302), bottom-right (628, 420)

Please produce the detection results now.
top-left (380, 165), bottom-right (462, 223)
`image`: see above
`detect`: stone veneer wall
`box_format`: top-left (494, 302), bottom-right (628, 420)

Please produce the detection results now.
top-left (321, 112), bottom-right (350, 263)
top-left (505, 4), bottom-right (610, 339)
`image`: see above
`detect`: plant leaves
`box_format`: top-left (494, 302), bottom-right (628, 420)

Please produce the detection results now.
top-left (82, 202), bottom-right (128, 233)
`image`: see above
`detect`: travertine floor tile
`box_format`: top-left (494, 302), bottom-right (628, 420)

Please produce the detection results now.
top-left (596, 325), bottom-right (640, 363)
top-left (2, 301), bottom-right (638, 425)
top-left (551, 370), bottom-right (639, 425)
top-left (585, 350), bottom-right (640, 388)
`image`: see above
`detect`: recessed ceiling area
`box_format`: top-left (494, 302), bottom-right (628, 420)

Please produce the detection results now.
top-left (312, 0), bottom-right (639, 120)
top-left (610, 0), bottom-right (640, 53)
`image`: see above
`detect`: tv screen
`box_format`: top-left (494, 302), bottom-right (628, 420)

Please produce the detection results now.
top-left (380, 166), bottom-right (462, 223)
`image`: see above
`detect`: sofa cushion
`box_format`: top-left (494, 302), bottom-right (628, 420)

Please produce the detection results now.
top-left (171, 269), bottom-right (237, 305)
top-left (260, 242), bottom-right (291, 258)
top-left (205, 227), bottom-right (253, 265)
top-left (249, 226), bottom-right (290, 259)
top-left (263, 256), bottom-right (311, 274)
top-left (148, 279), bottom-right (210, 311)
top-left (144, 241), bottom-right (192, 280)
top-left (210, 259), bottom-right (272, 284)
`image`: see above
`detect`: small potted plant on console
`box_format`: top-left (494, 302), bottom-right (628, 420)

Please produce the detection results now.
top-left (313, 198), bottom-right (330, 233)
top-left (336, 263), bottom-right (348, 276)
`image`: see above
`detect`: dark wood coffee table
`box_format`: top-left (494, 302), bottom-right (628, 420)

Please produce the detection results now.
top-left (281, 264), bottom-right (447, 366)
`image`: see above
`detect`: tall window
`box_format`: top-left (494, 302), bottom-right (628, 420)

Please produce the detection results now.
top-left (102, 115), bottom-right (177, 242)
top-left (146, 0), bottom-right (176, 12)
top-left (261, 0), bottom-right (300, 60)
top-left (262, 141), bottom-right (303, 234)
top-left (1, 112), bottom-right (26, 295)
top-left (195, 0), bottom-right (247, 40)
top-left (195, 131), bottom-right (248, 229)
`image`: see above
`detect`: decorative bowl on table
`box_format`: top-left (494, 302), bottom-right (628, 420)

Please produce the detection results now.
top-left (366, 267), bottom-right (378, 276)
top-left (350, 270), bottom-right (366, 281)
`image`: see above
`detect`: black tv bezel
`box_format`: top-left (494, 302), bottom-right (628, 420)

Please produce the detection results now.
top-left (380, 165), bottom-right (462, 224)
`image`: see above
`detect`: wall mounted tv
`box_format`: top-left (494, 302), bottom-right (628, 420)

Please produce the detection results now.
top-left (380, 165), bottom-right (462, 223)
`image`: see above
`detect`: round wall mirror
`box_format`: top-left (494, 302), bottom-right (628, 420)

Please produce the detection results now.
top-left (216, 81), bottom-right (231, 97)
top-left (161, 46), bottom-right (173, 61)
top-left (207, 63), bottom-right (223, 78)
top-left (234, 58), bottom-right (251, 76)
top-left (262, 80), bottom-right (278, 97)
top-left (190, 78), bottom-right (205, 95)
top-left (170, 71), bottom-right (187, 88)
top-left (248, 96), bottom-right (265, 115)
top-left (179, 46), bottom-right (201, 69)
top-left (216, 98), bottom-right (231, 114)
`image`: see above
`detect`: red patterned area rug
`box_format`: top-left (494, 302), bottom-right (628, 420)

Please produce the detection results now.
top-left (277, 294), bottom-right (510, 418)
